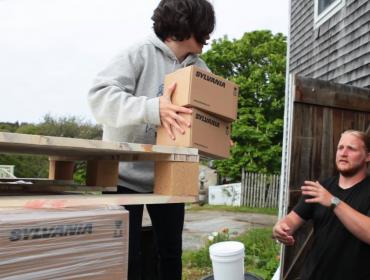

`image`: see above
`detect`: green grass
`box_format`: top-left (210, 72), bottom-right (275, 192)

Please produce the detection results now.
top-left (186, 203), bottom-right (278, 216)
top-left (237, 228), bottom-right (280, 279)
top-left (182, 227), bottom-right (280, 280)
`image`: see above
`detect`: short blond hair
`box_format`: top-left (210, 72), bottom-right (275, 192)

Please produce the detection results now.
top-left (342, 129), bottom-right (370, 152)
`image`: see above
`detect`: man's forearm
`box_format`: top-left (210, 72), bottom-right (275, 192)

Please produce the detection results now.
top-left (334, 201), bottom-right (370, 244)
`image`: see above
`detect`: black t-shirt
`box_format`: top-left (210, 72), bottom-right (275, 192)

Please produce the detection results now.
top-left (293, 175), bottom-right (370, 280)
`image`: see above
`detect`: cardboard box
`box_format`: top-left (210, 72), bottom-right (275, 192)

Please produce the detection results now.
top-left (156, 108), bottom-right (231, 159)
top-left (154, 162), bottom-right (199, 196)
top-left (0, 206), bottom-right (129, 280)
top-left (165, 65), bottom-right (239, 121)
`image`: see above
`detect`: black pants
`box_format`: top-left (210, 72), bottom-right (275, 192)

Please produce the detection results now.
top-left (119, 187), bottom-right (184, 280)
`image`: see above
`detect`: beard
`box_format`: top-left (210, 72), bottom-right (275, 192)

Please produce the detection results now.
top-left (336, 160), bottom-right (365, 177)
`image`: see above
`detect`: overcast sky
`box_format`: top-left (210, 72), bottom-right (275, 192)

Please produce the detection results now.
top-left (0, 0), bottom-right (289, 124)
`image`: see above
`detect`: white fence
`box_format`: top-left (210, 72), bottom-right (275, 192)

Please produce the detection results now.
top-left (208, 172), bottom-right (280, 208)
top-left (241, 171), bottom-right (280, 208)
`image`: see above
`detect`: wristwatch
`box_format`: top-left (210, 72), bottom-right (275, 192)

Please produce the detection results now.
top-left (330, 196), bottom-right (341, 210)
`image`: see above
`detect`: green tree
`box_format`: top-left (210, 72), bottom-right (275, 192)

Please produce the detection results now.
top-left (16, 114), bottom-right (102, 139)
top-left (202, 30), bottom-right (286, 180)
top-left (0, 153), bottom-right (48, 178)
top-left (0, 122), bottom-right (21, 132)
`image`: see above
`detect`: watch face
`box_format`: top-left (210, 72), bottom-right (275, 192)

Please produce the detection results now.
top-left (331, 197), bottom-right (341, 208)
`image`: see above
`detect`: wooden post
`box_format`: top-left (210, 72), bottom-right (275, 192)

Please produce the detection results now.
top-left (86, 160), bottom-right (119, 188)
top-left (49, 160), bottom-right (75, 181)
top-left (154, 162), bottom-right (199, 196)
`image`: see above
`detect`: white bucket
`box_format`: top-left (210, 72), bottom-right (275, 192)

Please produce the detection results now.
top-left (209, 241), bottom-right (245, 280)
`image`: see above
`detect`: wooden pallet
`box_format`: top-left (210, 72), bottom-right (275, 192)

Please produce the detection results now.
top-left (0, 132), bottom-right (200, 207)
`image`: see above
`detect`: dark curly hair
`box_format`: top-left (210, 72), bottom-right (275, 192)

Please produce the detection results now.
top-left (152, 0), bottom-right (215, 45)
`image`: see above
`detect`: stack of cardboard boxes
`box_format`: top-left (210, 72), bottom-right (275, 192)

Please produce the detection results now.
top-left (0, 206), bottom-right (129, 280)
top-left (156, 65), bottom-right (239, 159)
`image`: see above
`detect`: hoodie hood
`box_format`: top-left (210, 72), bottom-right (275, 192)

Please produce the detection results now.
top-left (147, 32), bottom-right (201, 68)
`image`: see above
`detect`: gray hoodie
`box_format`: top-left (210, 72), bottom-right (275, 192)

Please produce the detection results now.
top-left (88, 32), bottom-right (208, 192)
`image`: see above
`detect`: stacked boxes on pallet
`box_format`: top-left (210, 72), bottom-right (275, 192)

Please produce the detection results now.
top-left (0, 206), bottom-right (129, 280)
top-left (154, 66), bottom-right (238, 196)
top-left (156, 65), bottom-right (239, 159)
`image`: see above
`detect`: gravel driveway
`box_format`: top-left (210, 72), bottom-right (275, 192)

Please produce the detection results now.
top-left (143, 208), bottom-right (277, 250)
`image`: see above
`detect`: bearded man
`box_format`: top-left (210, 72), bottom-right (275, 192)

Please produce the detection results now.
top-left (273, 129), bottom-right (370, 280)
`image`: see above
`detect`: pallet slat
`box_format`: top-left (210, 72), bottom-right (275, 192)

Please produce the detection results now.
top-left (0, 132), bottom-right (198, 161)
top-left (0, 193), bottom-right (197, 208)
